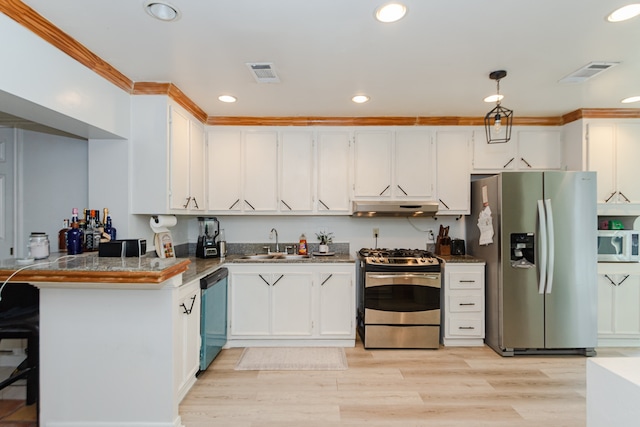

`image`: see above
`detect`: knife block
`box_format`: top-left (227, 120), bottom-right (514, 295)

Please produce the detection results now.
top-left (435, 236), bottom-right (451, 255)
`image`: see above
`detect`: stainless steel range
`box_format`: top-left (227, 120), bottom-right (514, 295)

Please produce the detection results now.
top-left (356, 248), bottom-right (442, 349)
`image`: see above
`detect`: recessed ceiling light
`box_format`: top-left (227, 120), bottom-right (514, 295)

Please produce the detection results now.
top-left (352, 95), bottom-right (370, 104)
top-left (375, 3), bottom-right (407, 23)
top-left (144, 2), bottom-right (180, 22)
top-left (622, 96), bottom-right (640, 103)
top-left (607, 4), bottom-right (640, 22)
top-left (218, 95), bottom-right (237, 103)
top-left (484, 94), bottom-right (504, 103)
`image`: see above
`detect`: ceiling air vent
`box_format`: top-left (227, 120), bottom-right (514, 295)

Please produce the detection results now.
top-left (559, 61), bottom-right (620, 83)
top-left (246, 62), bottom-right (280, 83)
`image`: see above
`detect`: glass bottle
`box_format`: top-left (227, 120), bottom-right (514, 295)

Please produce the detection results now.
top-left (67, 222), bottom-right (83, 255)
top-left (58, 218), bottom-right (70, 251)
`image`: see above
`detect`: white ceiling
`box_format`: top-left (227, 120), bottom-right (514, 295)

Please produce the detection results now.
top-left (17, 0), bottom-right (640, 118)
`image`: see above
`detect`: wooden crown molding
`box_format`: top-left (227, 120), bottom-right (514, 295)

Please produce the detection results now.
top-left (3, 1), bottom-right (640, 128)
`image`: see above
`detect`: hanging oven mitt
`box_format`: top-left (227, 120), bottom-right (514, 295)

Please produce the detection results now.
top-left (477, 205), bottom-right (494, 245)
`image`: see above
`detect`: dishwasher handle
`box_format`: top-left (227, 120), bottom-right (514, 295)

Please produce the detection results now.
top-left (200, 267), bottom-right (229, 290)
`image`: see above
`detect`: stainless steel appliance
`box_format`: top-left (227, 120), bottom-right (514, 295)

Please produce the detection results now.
top-left (198, 267), bottom-right (228, 374)
top-left (196, 217), bottom-right (220, 259)
top-left (467, 171), bottom-right (597, 356)
top-left (356, 248), bottom-right (441, 349)
top-left (597, 230), bottom-right (640, 262)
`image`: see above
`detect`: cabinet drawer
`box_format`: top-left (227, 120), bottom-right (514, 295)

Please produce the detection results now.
top-left (448, 318), bottom-right (483, 337)
top-left (449, 295), bottom-right (482, 313)
top-left (449, 271), bottom-right (483, 290)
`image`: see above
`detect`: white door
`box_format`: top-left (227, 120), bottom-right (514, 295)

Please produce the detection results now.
top-left (615, 124), bottom-right (640, 203)
top-left (280, 131), bottom-right (314, 212)
top-left (586, 124), bottom-right (616, 204)
top-left (207, 130), bottom-right (242, 212)
top-left (395, 130), bottom-right (434, 198)
top-left (472, 129), bottom-right (517, 171)
top-left (271, 272), bottom-right (313, 336)
top-left (436, 130), bottom-right (470, 214)
top-left (318, 272), bottom-right (353, 337)
top-left (169, 108), bottom-right (191, 210)
top-left (229, 272), bottom-right (270, 336)
top-left (0, 127), bottom-right (14, 258)
top-left (516, 129), bottom-right (561, 170)
top-left (353, 131), bottom-right (392, 197)
top-left (188, 120), bottom-right (205, 211)
top-left (317, 131), bottom-right (351, 212)
top-left (244, 131), bottom-right (278, 212)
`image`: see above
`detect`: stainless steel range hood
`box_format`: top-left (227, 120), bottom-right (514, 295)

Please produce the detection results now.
top-left (351, 201), bottom-right (439, 217)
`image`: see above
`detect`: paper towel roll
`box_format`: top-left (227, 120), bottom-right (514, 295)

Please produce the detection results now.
top-left (150, 215), bottom-right (177, 233)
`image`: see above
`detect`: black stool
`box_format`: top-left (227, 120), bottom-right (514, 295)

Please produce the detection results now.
top-left (0, 282), bottom-right (39, 405)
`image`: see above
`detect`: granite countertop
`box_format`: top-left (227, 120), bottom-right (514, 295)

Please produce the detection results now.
top-left (0, 252), bottom-right (190, 284)
top-left (180, 253), bottom-right (356, 284)
top-left (438, 254), bottom-right (486, 263)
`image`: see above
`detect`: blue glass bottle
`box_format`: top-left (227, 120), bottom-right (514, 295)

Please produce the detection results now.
top-left (67, 222), bottom-right (83, 255)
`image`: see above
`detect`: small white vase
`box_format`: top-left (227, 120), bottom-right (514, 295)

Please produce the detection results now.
top-left (319, 244), bottom-right (329, 253)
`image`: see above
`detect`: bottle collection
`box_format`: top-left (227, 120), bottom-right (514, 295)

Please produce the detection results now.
top-left (60, 208), bottom-right (117, 255)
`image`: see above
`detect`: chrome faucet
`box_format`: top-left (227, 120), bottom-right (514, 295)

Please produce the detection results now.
top-left (270, 228), bottom-right (279, 253)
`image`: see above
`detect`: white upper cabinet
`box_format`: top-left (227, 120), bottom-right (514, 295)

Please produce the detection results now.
top-left (435, 130), bottom-right (471, 215)
top-left (395, 130), bottom-right (435, 199)
top-left (354, 130), bottom-right (393, 197)
top-left (472, 128), bottom-right (561, 171)
top-left (131, 96), bottom-right (206, 214)
top-left (280, 131), bottom-right (314, 212)
top-left (317, 131), bottom-right (351, 213)
top-left (353, 129), bottom-right (434, 200)
top-left (243, 131), bottom-right (279, 212)
top-left (588, 123), bottom-right (640, 205)
top-left (169, 108), bottom-right (205, 211)
top-left (207, 130), bottom-right (242, 212)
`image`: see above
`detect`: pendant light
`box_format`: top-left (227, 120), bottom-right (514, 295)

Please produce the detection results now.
top-left (484, 70), bottom-right (513, 144)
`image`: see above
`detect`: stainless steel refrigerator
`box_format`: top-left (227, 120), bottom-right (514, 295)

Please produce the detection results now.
top-left (467, 171), bottom-right (597, 356)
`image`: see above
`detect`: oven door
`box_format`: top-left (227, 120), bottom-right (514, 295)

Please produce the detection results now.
top-left (364, 272), bottom-right (440, 325)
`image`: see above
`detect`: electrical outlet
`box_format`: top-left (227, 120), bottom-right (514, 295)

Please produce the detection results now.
top-left (426, 230), bottom-right (435, 243)
top-left (373, 228), bottom-right (379, 238)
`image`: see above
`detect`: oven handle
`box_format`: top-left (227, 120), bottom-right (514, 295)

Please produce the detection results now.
top-left (366, 273), bottom-right (440, 280)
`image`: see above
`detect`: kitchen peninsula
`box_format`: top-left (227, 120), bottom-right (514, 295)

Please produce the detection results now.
top-left (0, 253), bottom-right (191, 427)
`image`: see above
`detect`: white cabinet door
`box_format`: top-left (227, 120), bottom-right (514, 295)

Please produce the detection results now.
top-left (516, 129), bottom-right (561, 170)
top-left (317, 131), bottom-right (351, 212)
top-left (598, 273), bottom-right (640, 337)
top-left (176, 279), bottom-right (201, 401)
top-left (318, 272), bottom-right (353, 337)
top-left (207, 130), bottom-right (243, 212)
top-left (189, 120), bottom-right (205, 211)
top-left (615, 124), bottom-right (640, 204)
top-left (435, 130), bottom-right (470, 215)
top-left (395, 130), bottom-right (434, 199)
top-left (353, 130), bottom-right (392, 197)
top-left (169, 107), bottom-right (191, 210)
top-left (472, 129), bottom-right (517, 170)
top-left (229, 272), bottom-right (271, 336)
top-left (280, 131), bottom-right (314, 212)
top-left (244, 131), bottom-right (278, 212)
top-left (587, 124), bottom-right (616, 204)
top-left (271, 272), bottom-right (313, 336)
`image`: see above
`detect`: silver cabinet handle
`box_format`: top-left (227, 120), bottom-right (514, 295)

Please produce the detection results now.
top-left (379, 185), bottom-right (390, 196)
top-left (272, 274), bottom-right (284, 287)
top-left (259, 274), bottom-right (270, 286)
top-left (459, 302), bottom-right (476, 306)
top-left (605, 192), bottom-right (617, 203)
top-left (183, 196), bottom-right (192, 209)
top-left (318, 199), bottom-right (330, 210)
top-left (192, 197), bottom-right (199, 209)
top-left (244, 200), bottom-right (255, 210)
top-left (180, 295), bottom-right (196, 314)
top-left (281, 200), bottom-right (292, 210)
top-left (397, 185), bottom-right (408, 195)
top-left (439, 199), bottom-right (450, 210)
top-left (619, 191), bottom-right (631, 203)
top-left (520, 157), bottom-right (532, 168)
top-left (459, 280), bottom-right (476, 283)
top-left (503, 157), bottom-right (515, 168)
top-left (458, 326), bottom-right (475, 330)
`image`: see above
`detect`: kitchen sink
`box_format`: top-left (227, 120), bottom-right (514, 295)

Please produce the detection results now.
top-left (239, 254), bottom-right (311, 260)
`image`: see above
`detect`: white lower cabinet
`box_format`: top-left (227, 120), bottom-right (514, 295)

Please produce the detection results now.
top-left (175, 278), bottom-right (201, 402)
top-left (597, 272), bottom-right (640, 346)
top-left (442, 262), bottom-right (485, 346)
top-left (228, 264), bottom-right (355, 346)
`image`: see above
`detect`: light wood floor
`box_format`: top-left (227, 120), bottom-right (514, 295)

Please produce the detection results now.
top-left (180, 341), bottom-right (640, 427)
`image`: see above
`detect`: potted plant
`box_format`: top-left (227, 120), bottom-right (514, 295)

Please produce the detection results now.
top-left (316, 231), bottom-right (334, 253)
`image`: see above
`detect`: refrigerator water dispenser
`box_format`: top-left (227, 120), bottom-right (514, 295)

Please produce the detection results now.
top-left (510, 233), bottom-right (535, 268)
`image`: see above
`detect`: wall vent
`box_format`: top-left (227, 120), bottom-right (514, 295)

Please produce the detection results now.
top-left (559, 61), bottom-right (620, 83)
top-left (246, 62), bottom-right (280, 83)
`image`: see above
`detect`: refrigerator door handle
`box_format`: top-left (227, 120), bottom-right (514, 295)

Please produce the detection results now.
top-left (544, 199), bottom-right (555, 294)
top-left (537, 199), bottom-right (548, 295)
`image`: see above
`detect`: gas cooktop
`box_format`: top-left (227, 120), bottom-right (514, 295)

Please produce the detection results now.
top-left (358, 248), bottom-right (439, 266)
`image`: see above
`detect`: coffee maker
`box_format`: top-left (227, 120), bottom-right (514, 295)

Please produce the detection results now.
top-left (196, 217), bottom-right (220, 258)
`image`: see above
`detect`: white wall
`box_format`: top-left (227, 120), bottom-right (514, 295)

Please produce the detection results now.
top-left (19, 129), bottom-right (88, 258)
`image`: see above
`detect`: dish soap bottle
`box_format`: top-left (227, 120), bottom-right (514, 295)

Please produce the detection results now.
top-left (298, 233), bottom-right (308, 255)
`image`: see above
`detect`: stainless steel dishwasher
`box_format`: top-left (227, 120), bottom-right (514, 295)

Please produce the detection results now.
top-left (198, 267), bottom-right (228, 374)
